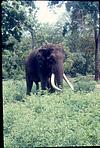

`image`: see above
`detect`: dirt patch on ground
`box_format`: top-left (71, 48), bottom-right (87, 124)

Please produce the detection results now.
top-left (95, 84), bottom-right (100, 90)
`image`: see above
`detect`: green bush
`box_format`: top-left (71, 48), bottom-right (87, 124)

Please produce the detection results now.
top-left (2, 50), bottom-right (24, 79)
top-left (3, 79), bottom-right (100, 147)
top-left (75, 74), bottom-right (95, 82)
top-left (3, 80), bottom-right (26, 103)
top-left (74, 80), bottom-right (96, 92)
top-left (69, 53), bottom-right (86, 77)
top-left (74, 75), bottom-right (96, 92)
top-left (2, 49), bottom-right (30, 80)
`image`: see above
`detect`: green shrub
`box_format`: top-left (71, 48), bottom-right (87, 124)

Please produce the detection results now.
top-left (69, 53), bottom-right (86, 77)
top-left (74, 80), bottom-right (96, 92)
top-left (3, 80), bottom-right (26, 103)
top-left (3, 79), bottom-right (100, 147)
top-left (2, 49), bottom-right (28, 80)
top-left (73, 75), bottom-right (96, 92)
top-left (75, 74), bottom-right (95, 82)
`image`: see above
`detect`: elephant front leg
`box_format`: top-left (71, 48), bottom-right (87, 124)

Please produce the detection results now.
top-left (34, 82), bottom-right (39, 95)
top-left (36, 82), bottom-right (39, 91)
top-left (41, 80), bottom-right (47, 90)
top-left (26, 78), bottom-right (33, 95)
top-left (41, 80), bottom-right (48, 95)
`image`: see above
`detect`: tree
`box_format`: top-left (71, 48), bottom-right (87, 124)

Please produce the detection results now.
top-left (2, 0), bottom-right (38, 79)
top-left (2, 1), bottom-right (24, 50)
top-left (23, 9), bottom-right (39, 49)
top-left (49, 1), bottom-right (100, 81)
top-left (1, 0), bottom-right (37, 50)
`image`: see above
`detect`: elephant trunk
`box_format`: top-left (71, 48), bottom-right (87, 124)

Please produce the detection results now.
top-left (50, 61), bottom-right (74, 91)
top-left (54, 62), bottom-right (64, 88)
top-left (51, 61), bottom-right (64, 91)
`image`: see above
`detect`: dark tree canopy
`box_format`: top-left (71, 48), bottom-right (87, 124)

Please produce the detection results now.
top-left (1, 0), bottom-right (36, 50)
top-left (49, 1), bottom-right (100, 81)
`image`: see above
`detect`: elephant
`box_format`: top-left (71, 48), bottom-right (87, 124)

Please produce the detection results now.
top-left (25, 43), bottom-right (74, 95)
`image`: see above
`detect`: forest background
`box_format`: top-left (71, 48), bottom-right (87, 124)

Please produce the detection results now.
top-left (2, 1), bottom-right (100, 147)
top-left (2, 0), bottom-right (100, 80)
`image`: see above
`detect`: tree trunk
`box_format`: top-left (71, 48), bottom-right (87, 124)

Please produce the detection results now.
top-left (98, 33), bottom-right (100, 79)
top-left (94, 32), bottom-right (99, 81)
top-left (29, 27), bottom-right (35, 49)
top-left (30, 30), bottom-right (35, 49)
top-left (94, 11), bottom-right (100, 81)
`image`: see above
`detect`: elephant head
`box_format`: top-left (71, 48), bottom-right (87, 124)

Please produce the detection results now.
top-left (36, 43), bottom-right (74, 91)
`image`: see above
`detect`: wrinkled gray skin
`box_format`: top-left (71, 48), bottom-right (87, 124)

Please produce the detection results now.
top-left (25, 43), bottom-right (65, 95)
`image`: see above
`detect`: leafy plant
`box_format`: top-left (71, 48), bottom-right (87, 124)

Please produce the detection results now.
top-left (3, 79), bottom-right (100, 147)
top-left (74, 75), bottom-right (96, 92)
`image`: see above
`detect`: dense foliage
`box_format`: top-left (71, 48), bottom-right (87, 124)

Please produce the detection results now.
top-left (2, 1), bottom-right (100, 147)
top-left (49, 0), bottom-right (100, 80)
top-left (3, 78), bottom-right (100, 147)
top-left (2, 1), bottom-right (99, 80)
top-left (2, 0), bottom-right (36, 49)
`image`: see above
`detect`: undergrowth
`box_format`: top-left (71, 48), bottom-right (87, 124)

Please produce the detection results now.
top-left (3, 79), bottom-right (100, 147)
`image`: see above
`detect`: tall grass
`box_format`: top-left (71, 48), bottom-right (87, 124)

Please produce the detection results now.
top-left (3, 79), bottom-right (100, 147)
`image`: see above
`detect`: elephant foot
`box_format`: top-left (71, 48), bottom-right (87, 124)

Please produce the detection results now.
top-left (48, 88), bottom-right (55, 93)
top-left (26, 92), bottom-right (31, 96)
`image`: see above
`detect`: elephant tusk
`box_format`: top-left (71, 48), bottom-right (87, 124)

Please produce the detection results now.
top-left (63, 73), bottom-right (74, 90)
top-left (51, 73), bottom-right (62, 91)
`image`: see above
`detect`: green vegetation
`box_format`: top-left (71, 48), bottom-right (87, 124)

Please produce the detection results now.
top-left (3, 79), bottom-right (100, 147)
top-left (2, 1), bottom-right (100, 147)
top-left (2, 1), bottom-right (100, 80)
top-left (74, 75), bottom-right (97, 92)
top-left (49, 1), bottom-right (99, 81)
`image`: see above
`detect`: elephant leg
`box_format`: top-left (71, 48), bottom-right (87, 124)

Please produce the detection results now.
top-left (47, 78), bottom-right (50, 89)
top-left (36, 82), bottom-right (39, 91)
top-left (49, 85), bottom-right (55, 93)
top-left (41, 80), bottom-right (47, 90)
top-left (26, 77), bottom-right (33, 95)
top-left (34, 82), bottom-right (39, 95)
